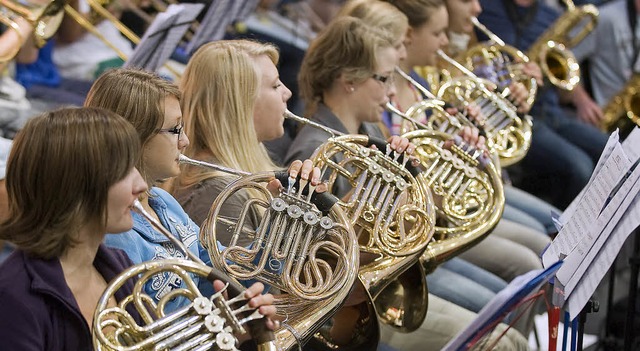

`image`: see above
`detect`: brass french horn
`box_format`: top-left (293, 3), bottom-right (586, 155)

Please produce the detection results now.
top-left (527, 0), bottom-right (598, 91)
top-left (456, 17), bottom-right (538, 107)
top-left (181, 155), bottom-right (361, 351)
top-left (385, 105), bottom-right (505, 270)
top-left (398, 52), bottom-right (533, 167)
top-left (93, 200), bottom-right (277, 351)
top-left (284, 111), bottom-right (437, 341)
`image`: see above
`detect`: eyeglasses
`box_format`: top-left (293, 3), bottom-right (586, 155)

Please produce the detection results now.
top-left (371, 73), bottom-right (395, 89)
top-left (158, 122), bottom-right (184, 141)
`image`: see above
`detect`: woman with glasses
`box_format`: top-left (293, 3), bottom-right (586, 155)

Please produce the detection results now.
top-left (84, 70), bottom-right (281, 333)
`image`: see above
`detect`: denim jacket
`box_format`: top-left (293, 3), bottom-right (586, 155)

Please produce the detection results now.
top-left (105, 187), bottom-right (214, 311)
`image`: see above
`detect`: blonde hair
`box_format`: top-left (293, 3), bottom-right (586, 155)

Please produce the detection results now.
top-left (85, 68), bottom-right (181, 187)
top-left (0, 108), bottom-right (140, 259)
top-left (298, 16), bottom-right (395, 115)
top-left (337, 0), bottom-right (409, 42)
top-left (178, 40), bottom-right (281, 189)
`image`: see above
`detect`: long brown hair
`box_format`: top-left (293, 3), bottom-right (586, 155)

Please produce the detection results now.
top-left (85, 68), bottom-right (181, 187)
top-left (0, 107), bottom-right (140, 259)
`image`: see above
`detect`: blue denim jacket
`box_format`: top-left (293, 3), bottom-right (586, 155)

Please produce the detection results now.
top-left (105, 187), bottom-right (214, 311)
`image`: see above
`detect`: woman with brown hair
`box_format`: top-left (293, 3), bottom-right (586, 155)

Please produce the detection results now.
top-left (0, 107), bottom-right (147, 350)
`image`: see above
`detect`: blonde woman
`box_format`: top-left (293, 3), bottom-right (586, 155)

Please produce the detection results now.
top-left (174, 40), bottom-right (322, 248)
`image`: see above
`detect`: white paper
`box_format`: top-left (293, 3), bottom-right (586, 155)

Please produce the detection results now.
top-left (566, 189), bottom-right (640, 319)
top-left (559, 130), bottom-right (619, 226)
top-left (185, 0), bottom-right (235, 54)
top-left (543, 142), bottom-right (631, 268)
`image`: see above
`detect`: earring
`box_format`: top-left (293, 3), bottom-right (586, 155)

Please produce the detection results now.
top-left (349, 86), bottom-right (355, 92)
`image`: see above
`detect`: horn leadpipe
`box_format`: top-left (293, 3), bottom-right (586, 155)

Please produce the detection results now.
top-left (393, 68), bottom-right (477, 129)
top-left (179, 154), bottom-right (251, 177)
top-left (284, 110), bottom-right (345, 138)
top-left (471, 17), bottom-right (506, 47)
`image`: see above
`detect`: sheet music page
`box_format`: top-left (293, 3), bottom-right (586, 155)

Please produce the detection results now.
top-left (542, 142), bottom-right (630, 268)
top-left (186, 0), bottom-right (234, 55)
top-left (125, 6), bottom-right (179, 70)
top-left (560, 130), bottom-right (619, 226)
top-left (566, 190), bottom-right (640, 319)
top-left (557, 161), bottom-right (640, 294)
top-left (443, 262), bottom-right (562, 351)
top-left (622, 127), bottom-right (640, 160)
top-left (155, 3), bottom-right (204, 72)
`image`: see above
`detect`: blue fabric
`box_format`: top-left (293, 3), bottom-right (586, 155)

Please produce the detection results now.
top-left (427, 257), bottom-right (507, 313)
top-left (105, 187), bottom-right (214, 311)
top-left (504, 185), bottom-right (561, 235)
top-left (15, 41), bottom-right (61, 89)
top-left (502, 202), bottom-right (547, 234)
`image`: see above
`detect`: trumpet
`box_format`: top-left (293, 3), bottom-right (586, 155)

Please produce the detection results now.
top-left (286, 110), bottom-right (437, 342)
top-left (93, 200), bottom-right (276, 351)
top-left (180, 154), bottom-right (360, 350)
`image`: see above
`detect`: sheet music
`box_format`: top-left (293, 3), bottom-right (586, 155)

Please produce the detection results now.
top-left (186, 0), bottom-right (234, 55)
top-left (125, 3), bottom-right (204, 72)
top-left (237, 0), bottom-right (259, 20)
top-left (559, 130), bottom-right (620, 226)
top-left (622, 127), bottom-right (640, 160)
top-left (557, 160), bottom-right (640, 294)
top-left (543, 142), bottom-right (631, 268)
top-left (443, 262), bottom-right (562, 351)
top-left (566, 191), bottom-right (640, 319)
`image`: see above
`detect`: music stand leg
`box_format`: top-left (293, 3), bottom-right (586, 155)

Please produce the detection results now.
top-left (623, 228), bottom-right (640, 351)
top-left (577, 299), bottom-right (599, 351)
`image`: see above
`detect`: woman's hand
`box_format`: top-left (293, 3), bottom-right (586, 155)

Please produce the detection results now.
top-left (266, 159), bottom-right (327, 195)
top-left (387, 135), bottom-right (415, 155)
top-left (522, 62), bottom-right (544, 87)
top-left (213, 280), bottom-right (280, 332)
top-left (458, 126), bottom-right (488, 154)
top-left (508, 81), bottom-right (532, 114)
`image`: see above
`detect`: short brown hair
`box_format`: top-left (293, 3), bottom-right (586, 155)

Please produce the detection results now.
top-left (298, 16), bottom-right (395, 115)
top-left (0, 107), bottom-right (140, 259)
top-left (85, 68), bottom-right (181, 186)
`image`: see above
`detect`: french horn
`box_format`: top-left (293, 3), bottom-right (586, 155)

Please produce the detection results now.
top-left (181, 155), bottom-right (361, 351)
top-left (397, 52), bottom-right (533, 167)
top-left (93, 200), bottom-right (277, 351)
top-left (456, 17), bottom-right (538, 107)
top-left (385, 106), bottom-right (505, 270)
top-left (285, 111), bottom-right (437, 340)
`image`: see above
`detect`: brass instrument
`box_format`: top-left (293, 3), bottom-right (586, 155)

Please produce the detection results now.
top-left (383, 106), bottom-right (504, 270)
top-left (0, 0), bottom-right (64, 61)
top-left (457, 17), bottom-right (537, 107)
top-left (93, 200), bottom-right (277, 351)
top-left (527, 0), bottom-right (598, 91)
top-left (182, 155), bottom-right (361, 351)
top-left (286, 111), bottom-right (437, 339)
top-left (601, 73), bottom-right (640, 134)
top-left (401, 128), bottom-right (505, 271)
top-left (399, 52), bottom-right (533, 167)
top-left (62, 0), bottom-right (182, 78)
